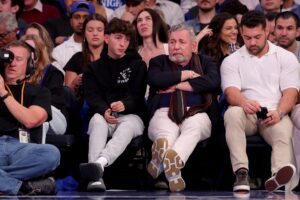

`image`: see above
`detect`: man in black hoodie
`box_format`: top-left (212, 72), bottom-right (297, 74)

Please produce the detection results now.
top-left (80, 17), bottom-right (147, 192)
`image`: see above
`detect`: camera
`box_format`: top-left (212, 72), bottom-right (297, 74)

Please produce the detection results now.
top-left (256, 107), bottom-right (268, 120)
top-left (0, 49), bottom-right (14, 64)
top-left (0, 49), bottom-right (14, 75)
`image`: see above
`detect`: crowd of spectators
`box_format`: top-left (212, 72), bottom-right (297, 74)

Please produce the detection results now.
top-left (0, 0), bottom-right (300, 196)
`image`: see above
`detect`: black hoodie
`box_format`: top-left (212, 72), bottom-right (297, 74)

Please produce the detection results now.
top-left (83, 49), bottom-right (147, 120)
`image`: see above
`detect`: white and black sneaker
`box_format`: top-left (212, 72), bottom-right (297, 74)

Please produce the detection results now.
top-left (233, 168), bottom-right (250, 192)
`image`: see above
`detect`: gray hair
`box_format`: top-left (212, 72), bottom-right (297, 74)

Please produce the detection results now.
top-left (168, 23), bottom-right (196, 41)
top-left (0, 12), bottom-right (18, 32)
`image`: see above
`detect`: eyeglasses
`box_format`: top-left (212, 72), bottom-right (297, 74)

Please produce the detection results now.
top-left (0, 31), bottom-right (11, 39)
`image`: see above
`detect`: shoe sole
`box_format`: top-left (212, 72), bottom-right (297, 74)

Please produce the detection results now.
top-left (80, 163), bottom-right (103, 182)
top-left (163, 149), bottom-right (185, 192)
top-left (233, 184), bottom-right (250, 192)
top-left (87, 180), bottom-right (106, 192)
top-left (147, 138), bottom-right (168, 179)
top-left (265, 164), bottom-right (296, 192)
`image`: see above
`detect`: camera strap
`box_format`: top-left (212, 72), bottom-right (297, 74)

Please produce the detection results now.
top-left (4, 81), bottom-right (26, 106)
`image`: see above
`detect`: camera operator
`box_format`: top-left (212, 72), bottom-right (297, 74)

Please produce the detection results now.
top-left (0, 40), bottom-right (60, 195)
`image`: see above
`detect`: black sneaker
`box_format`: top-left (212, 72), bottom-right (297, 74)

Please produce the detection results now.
top-left (80, 162), bottom-right (103, 182)
top-left (233, 168), bottom-right (250, 192)
top-left (21, 177), bottom-right (56, 195)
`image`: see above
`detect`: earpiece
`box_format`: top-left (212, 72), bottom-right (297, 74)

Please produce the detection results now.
top-left (20, 41), bottom-right (37, 77)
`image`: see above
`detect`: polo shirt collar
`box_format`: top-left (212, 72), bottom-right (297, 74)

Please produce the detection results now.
top-left (239, 41), bottom-right (276, 58)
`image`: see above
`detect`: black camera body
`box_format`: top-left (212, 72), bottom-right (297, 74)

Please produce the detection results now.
top-left (0, 49), bottom-right (14, 73)
top-left (256, 107), bottom-right (268, 120)
top-left (0, 49), bottom-right (14, 64)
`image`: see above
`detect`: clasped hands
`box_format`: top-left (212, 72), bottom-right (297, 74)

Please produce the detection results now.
top-left (104, 101), bottom-right (125, 124)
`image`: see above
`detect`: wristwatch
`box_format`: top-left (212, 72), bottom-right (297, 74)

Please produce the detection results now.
top-left (277, 108), bottom-right (286, 120)
top-left (0, 92), bottom-right (10, 101)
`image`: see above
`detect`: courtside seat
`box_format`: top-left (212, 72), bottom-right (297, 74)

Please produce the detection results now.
top-left (46, 134), bottom-right (75, 148)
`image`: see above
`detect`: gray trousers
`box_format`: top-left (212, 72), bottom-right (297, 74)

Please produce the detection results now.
top-left (88, 113), bottom-right (144, 166)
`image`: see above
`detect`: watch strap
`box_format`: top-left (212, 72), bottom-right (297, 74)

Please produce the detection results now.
top-left (0, 92), bottom-right (10, 101)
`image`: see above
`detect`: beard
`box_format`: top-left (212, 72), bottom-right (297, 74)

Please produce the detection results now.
top-left (169, 54), bottom-right (188, 64)
top-left (278, 38), bottom-right (294, 49)
top-left (247, 40), bottom-right (267, 56)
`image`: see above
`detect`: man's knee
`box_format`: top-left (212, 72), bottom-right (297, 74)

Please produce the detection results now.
top-left (120, 114), bottom-right (144, 137)
top-left (88, 113), bottom-right (107, 134)
top-left (224, 106), bottom-right (245, 125)
top-left (35, 144), bottom-right (60, 170)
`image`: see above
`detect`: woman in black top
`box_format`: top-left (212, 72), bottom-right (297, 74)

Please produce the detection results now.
top-left (64, 14), bottom-right (107, 97)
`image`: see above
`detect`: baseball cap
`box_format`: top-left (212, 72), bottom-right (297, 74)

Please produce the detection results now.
top-left (70, 1), bottom-right (95, 15)
top-left (125, 0), bottom-right (144, 7)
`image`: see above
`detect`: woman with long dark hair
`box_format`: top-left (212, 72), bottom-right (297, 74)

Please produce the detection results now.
top-left (199, 12), bottom-right (243, 66)
top-left (134, 8), bottom-right (169, 67)
top-left (64, 13), bottom-right (107, 96)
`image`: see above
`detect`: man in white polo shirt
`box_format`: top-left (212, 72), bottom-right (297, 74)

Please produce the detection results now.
top-left (221, 11), bottom-right (299, 194)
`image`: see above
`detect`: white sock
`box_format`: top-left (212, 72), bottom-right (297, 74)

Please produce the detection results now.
top-left (96, 157), bottom-right (108, 171)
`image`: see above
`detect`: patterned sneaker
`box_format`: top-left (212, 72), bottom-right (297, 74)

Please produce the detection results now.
top-left (87, 178), bottom-right (106, 192)
top-left (163, 149), bottom-right (185, 192)
top-left (265, 164), bottom-right (296, 192)
top-left (21, 177), bottom-right (57, 195)
top-left (233, 168), bottom-right (250, 192)
top-left (80, 162), bottom-right (103, 182)
top-left (147, 138), bottom-right (168, 179)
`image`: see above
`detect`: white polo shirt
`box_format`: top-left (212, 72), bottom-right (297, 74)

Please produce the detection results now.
top-left (52, 34), bottom-right (82, 74)
top-left (221, 41), bottom-right (300, 110)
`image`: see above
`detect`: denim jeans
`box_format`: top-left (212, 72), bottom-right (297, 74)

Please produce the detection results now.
top-left (0, 135), bottom-right (60, 195)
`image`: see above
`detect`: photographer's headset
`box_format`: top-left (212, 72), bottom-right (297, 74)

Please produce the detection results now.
top-left (21, 41), bottom-right (38, 80)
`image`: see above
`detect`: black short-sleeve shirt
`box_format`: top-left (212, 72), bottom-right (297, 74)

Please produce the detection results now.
top-left (64, 52), bottom-right (83, 75)
top-left (0, 83), bottom-right (52, 143)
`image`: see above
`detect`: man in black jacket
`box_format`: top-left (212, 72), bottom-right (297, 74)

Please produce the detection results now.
top-left (80, 18), bottom-right (147, 192)
top-left (147, 23), bottom-right (220, 192)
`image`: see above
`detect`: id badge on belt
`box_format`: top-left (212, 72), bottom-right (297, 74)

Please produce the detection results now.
top-left (19, 128), bottom-right (30, 143)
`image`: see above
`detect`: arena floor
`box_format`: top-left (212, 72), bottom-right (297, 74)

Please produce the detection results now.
top-left (1, 190), bottom-right (300, 200)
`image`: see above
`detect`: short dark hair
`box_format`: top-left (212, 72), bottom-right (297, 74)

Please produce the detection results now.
top-left (220, 0), bottom-right (248, 16)
top-left (240, 11), bottom-right (266, 29)
top-left (105, 17), bottom-right (134, 38)
top-left (275, 11), bottom-right (300, 28)
top-left (11, 0), bottom-right (24, 19)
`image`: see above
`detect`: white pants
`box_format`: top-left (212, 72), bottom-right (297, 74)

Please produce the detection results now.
top-left (42, 105), bottom-right (67, 144)
top-left (148, 108), bottom-right (211, 164)
top-left (88, 113), bottom-right (144, 166)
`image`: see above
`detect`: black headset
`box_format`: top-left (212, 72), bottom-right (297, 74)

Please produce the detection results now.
top-left (21, 41), bottom-right (38, 78)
